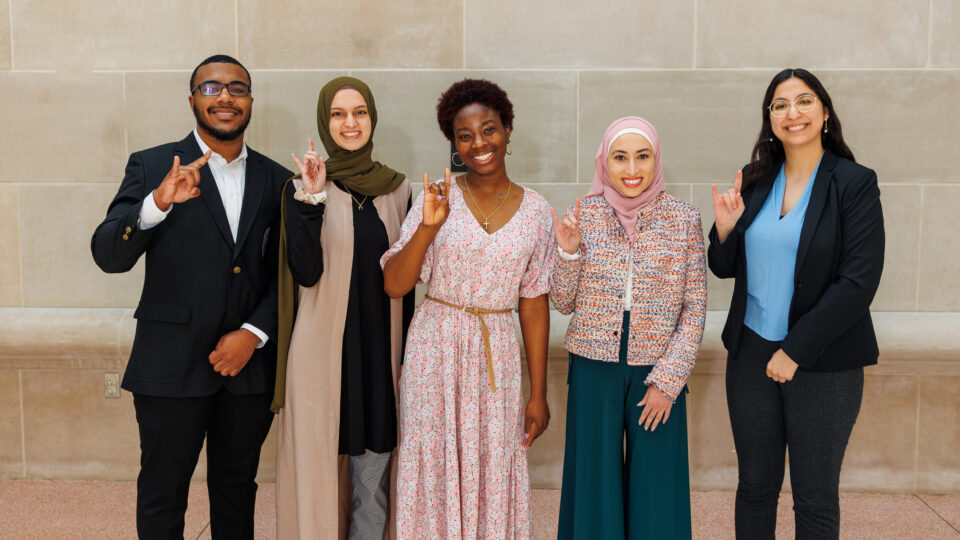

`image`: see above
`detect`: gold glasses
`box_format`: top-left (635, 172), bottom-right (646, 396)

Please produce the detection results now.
top-left (768, 94), bottom-right (818, 117)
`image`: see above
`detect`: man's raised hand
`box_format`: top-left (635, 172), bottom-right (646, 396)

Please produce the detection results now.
top-left (153, 150), bottom-right (212, 211)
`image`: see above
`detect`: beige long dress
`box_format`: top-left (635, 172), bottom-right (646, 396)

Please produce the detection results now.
top-left (276, 179), bottom-right (411, 539)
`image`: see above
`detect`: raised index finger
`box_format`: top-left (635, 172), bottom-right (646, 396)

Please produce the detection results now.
top-left (308, 139), bottom-right (315, 153)
top-left (189, 149), bottom-right (213, 169)
top-left (443, 167), bottom-right (451, 192)
top-left (573, 198), bottom-right (581, 221)
top-left (734, 170), bottom-right (743, 194)
top-left (169, 155), bottom-right (181, 176)
top-left (422, 172), bottom-right (430, 193)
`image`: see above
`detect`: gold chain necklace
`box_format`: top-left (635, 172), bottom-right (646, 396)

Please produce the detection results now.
top-left (348, 191), bottom-right (369, 210)
top-left (463, 177), bottom-right (513, 231)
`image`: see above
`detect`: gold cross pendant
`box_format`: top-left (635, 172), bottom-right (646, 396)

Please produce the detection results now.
top-left (483, 219), bottom-right (490, 230)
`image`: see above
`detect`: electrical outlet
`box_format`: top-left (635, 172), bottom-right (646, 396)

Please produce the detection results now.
top-left (104, 373), bottom-right (120, 398)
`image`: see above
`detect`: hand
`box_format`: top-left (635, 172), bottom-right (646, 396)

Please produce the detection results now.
top-left (523, 396), bottom-right (550, 448)
top-left (422, 168), bottom-right (451, 227)
top-left (637, 385), bottom-right (673, 431)
top-left (550, 198), bottom-right (582, 255)
top-left (290, 139), bottom-right (326, 194)
top-left (766, 348), bottom-right (799, 383)
top-left (711, 170), bottom-right (745, 243)
top-left (208, 328), bottom-right (260, 377)
top-left (153, 150), bottom-right (212, 211)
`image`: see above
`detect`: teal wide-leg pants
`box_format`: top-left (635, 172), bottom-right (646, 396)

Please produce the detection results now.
top-left (558, 312), bottom-right (692, 540)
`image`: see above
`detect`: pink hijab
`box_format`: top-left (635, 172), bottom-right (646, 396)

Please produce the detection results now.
top-left (587, 116), bottom-right (665, 236)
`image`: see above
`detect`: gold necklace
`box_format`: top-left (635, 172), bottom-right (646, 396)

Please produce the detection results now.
top-left (463, 177), bottom-right (513, 231)
top-left (348, 191), bottom-right (369, 210)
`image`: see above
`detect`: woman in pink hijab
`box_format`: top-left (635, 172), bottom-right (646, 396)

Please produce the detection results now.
top-left (549, 117), bottom-right (707, 539)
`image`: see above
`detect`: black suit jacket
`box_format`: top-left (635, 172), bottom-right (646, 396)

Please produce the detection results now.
top-left (92, 133), bottom-right (292, 397)
top-left (707, 150), bottom-right (885, 371)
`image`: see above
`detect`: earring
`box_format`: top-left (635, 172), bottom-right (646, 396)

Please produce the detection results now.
top-left (451, 152), bottom-right (464, 167)
top-left (767, 137), bottom-right (774, 142)
top-left (823, 122), bottom-right (829, 134)
top-left (506, 142), bottom-right (513, 156)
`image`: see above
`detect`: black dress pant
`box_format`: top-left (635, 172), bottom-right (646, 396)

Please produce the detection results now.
top-left (726, 327), bottom-right (863, 540)
top-left (133, 389), bottom-right (274, 540)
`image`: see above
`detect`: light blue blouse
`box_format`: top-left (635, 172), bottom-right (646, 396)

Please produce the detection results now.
top-left (744, 157), bottom-right (822, 341)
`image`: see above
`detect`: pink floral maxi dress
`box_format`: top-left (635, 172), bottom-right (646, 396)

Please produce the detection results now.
top-left (380, 183), bottom-right (554, 539)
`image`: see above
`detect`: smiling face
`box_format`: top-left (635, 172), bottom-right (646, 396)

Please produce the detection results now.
top-left (189, 62), bottom-right (252, 142)
top-left (328, 87), bottom-right (372, 151)
top-left (769, 77), bottom-right (829, 151)
top-left (606, 133), bottom-right (656, 198)
top-left (452, 103), bottom-right (511, 176)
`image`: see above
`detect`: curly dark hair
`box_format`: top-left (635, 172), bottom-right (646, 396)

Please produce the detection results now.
top-left (436, 79), bottom-right (514, 142)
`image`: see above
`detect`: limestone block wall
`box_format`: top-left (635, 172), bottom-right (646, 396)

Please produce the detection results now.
top-left (1, 0), bottom-right (958, 491)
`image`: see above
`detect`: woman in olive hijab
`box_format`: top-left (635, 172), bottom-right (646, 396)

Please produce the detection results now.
top-left (274, 77), bottom-right (412, 540)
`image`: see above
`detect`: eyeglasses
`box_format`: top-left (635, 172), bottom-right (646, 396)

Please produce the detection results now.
top-left (191, 80), bottom-right (251, 97)
top-left (768, 94), bottom-right (818, 117)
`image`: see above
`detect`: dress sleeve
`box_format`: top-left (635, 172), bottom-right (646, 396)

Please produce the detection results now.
top-left (519, 197), bottom-right (556, 298)
top-left (380, 190), bottom-right (434, 285)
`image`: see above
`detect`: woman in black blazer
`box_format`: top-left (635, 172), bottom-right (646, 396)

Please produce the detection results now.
top-left (708, 68), bottom-right (884, 539)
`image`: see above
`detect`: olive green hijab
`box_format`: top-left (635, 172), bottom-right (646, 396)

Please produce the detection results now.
top-left (316, 76), bottom-right (405, 196)
top-left (272, 77), bottom-right (404, 412)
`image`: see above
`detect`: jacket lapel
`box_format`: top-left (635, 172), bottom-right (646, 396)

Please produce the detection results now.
top-left (795, 150), bottom-right (837, 270)
top-left (234, 151), bottom-right (265, 260)
top-left (175, 134), bottom-right (234, 247)
top-left (739, 166), bottom-right (778, 232)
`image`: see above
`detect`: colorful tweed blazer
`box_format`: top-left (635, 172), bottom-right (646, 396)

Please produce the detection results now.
top-left (549, 192), bottom-right (707, 399)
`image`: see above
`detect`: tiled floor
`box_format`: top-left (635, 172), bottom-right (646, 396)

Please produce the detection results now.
top-left (1, 480), bottom-right (958, 539)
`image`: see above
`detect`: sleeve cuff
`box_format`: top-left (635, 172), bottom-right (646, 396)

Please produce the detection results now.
top-left (293, 188), bottom-right (327, 205)
top-left (241, 323), bottom-right (269, 349)
top-left (557, 245), bottom-right (581, 261)
top-left (139, 191), bottom-right (172, 230)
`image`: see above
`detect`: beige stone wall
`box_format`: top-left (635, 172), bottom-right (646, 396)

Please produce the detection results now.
top-left (1, 1), bottom-right (958, 490)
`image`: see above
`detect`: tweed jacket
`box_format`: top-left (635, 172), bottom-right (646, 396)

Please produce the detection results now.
top-left (550, 192), bottom-right (707, 399)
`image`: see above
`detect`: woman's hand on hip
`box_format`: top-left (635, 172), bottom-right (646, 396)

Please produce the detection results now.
top-left (711, 170), bottom-right (745, 243)
top-left (637, 385), bottom-right (673, 431)
top-left (291, 139), bottom-right (326, 194)
top-left (551, 198), bottom-right (582, 255)
top-left (766, 348), bottom-right (799, 383)
top-left (523, 396), bottom-right (550, 448)
top-left (422, 168), bottom-right (451, 227)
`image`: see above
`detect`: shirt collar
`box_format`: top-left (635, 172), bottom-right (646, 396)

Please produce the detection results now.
top-left (192, 129), bottom-right (248, 165)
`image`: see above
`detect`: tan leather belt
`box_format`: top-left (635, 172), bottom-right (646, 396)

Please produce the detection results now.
top-left (423, 295), bottom-right (512, 392)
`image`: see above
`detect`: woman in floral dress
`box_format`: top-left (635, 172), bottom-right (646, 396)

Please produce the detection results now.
top-left (381, 78), bottom-right (553, 539)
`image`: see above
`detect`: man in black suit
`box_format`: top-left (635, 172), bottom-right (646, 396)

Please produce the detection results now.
top-left (91, 54), bottom-right (291, 539)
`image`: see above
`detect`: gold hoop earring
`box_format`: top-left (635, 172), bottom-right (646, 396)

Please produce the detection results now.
top-left (506, 143), bottom-right (513, 156)
top-left (451, 152), bottom-right (464, 167)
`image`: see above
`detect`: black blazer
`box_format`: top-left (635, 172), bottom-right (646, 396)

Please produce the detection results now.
top-left (91, 133), bottom-right (292, 397)
top-left (707, 150), bottom-right (885, 371)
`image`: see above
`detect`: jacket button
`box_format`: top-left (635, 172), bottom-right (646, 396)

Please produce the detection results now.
top-left (796, 282), bottom-right (803, 288)
top-left (233, 266), bottom-right (241, 274)
top-left (122, 234), bottom-right (129, 241)
top-left (613, 330), bottom-right (619, 336)
top-left (620, 257), bottom-right (626, 264)
top-left (617, 293), bottom-right (623, 299)
top-left (125, 226), bottom-right (132, 234)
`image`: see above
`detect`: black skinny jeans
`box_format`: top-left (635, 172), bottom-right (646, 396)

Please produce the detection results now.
top-left (726, 327), bottom-right (863, 540)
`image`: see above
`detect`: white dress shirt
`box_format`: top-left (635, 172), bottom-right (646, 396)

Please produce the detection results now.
top-left (138, 130), bottom-right (267, 347)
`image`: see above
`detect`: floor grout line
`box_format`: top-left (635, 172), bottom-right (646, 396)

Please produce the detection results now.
top-left (915, 493), bottom-right (960, 535)
top-left (195, 520), bottom-right (210, 540)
